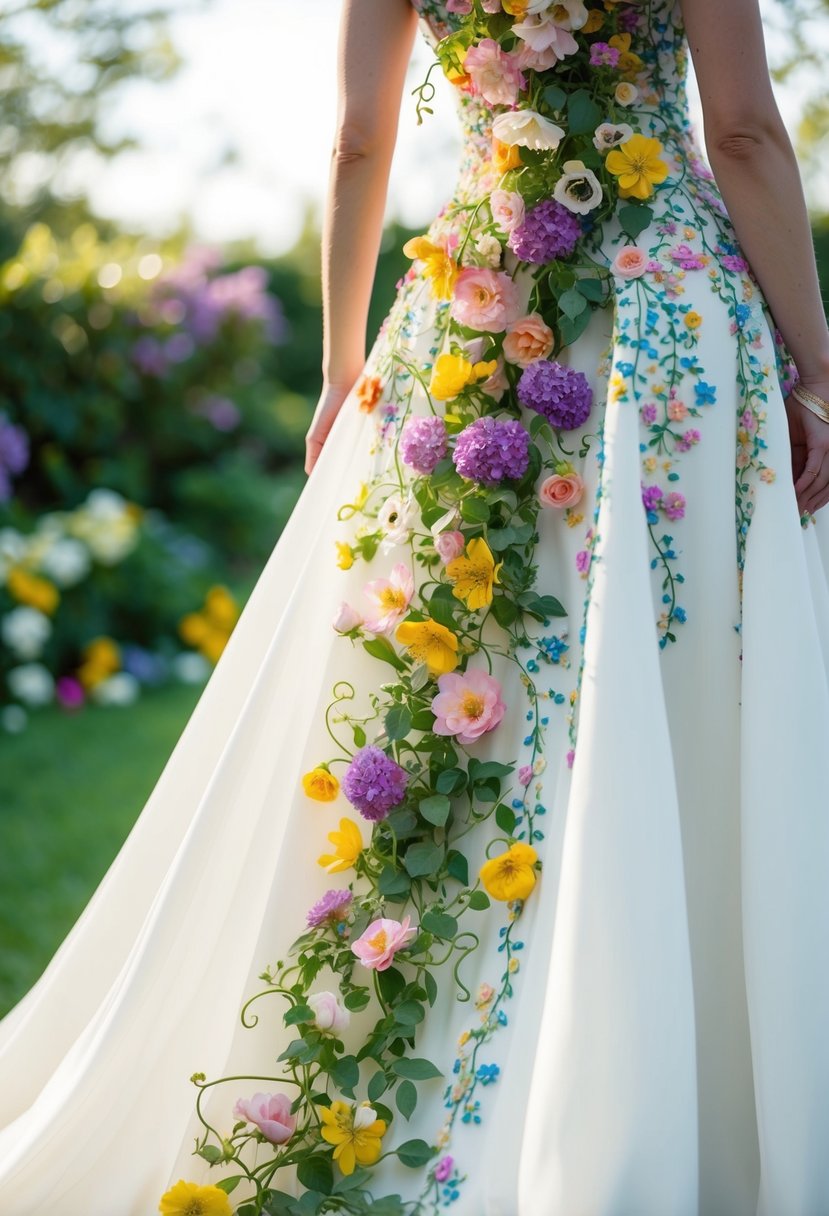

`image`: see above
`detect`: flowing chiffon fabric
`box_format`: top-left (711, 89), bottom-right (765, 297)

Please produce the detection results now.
top-left (2, 2), bottom-right (829, 1214)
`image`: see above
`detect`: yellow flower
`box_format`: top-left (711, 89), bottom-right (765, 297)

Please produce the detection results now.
top-left (472, 359), bottom-right (498, 381)
top-left (7, 566), bottom-right (60, 615)
top-left (582, 10), bottom-right (605, 31)
top-left (303, 767), bottom-right (340, 802)
top-left (492, 137), bottom-right (522, 175)
top-left (480, 842), bottom-right (538, 902)
top-left (395, 618), bottom-right (459, 676)
top-left (158, 1180), bottom-right (232, 1216)
top-left (77, 635), bottom-right (121, 688)
top-left (502, 0), bottom-right (529, 14)
top-left (429, 352), bottom-right (475, 401)
top-left (318, 1099), bottom-right (387, 1176)
top-left (608, 32), bottom-right (644, 78)
top-left (446, 537), bottom-right (501, 611)
top-left (179, 612), bottom-right (210, 647)
top-left (684, 311), bottom-right (702, 329)
top-left (336, 542), bottom-right (354, 570)
top-left (199, 628), bottom-right (229, 664)
top-left (606, 135), bottom-right (669, 200)
top-left (204, 585), bottom-right (238, 630)
top-left (402, 236), bottom-right (459, 300)
top-left (318, 817), bottom-right (364, 873)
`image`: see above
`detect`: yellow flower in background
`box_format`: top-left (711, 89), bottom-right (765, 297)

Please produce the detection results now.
top-left (158, 1180), bottom-right (232, 1216)
top-left (606, 135), bottom-right (669, 200)
top-left (492, 137), bottom-right (522, 175)
top-left (446, 537), bottom-right (502, 611)
top-left (335, 542), bottom-right (354, 570)
top-left (684, 311), bottom-right (702, 330)
top-left (318, 817), bottom-right (364, 873)
top-left (303, 767), bottom-right (340, 802)
top-left (402, 236), bottom-right (459, 301)
top-left (7, 566), bottom-right (60, 616)
top-left (178, 584), bottom-right (240, 665)
top-left (608, 32), bottom-right (644, 78)
top-left (480, 842), bottom-right (538, 901)
top-left (204, 585), bottom-right (238, 631)
top-left (429, 353), bottom-right (475, 401)
top-left (77, 635), bottom-right (121, 689)
top-left (582, 10), bottom-right (604, 31)
top-left (317, 1100), bottom-right (387, 1176)
top-left (395, 618), bottom-right (459, 676)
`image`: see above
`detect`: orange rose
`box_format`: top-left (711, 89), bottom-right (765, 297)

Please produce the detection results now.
top-left (502, 313), bottom-right (555, 369)
top-left (492, 138), bottom-right (522, 175)
top-left (355, 374), bottom-right (383, 413)
top-left (538, 473), bottom-right (586, 509)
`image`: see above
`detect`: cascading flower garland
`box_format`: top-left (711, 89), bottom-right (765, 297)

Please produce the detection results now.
top-left (161, 3), bottom-right (676, 1215)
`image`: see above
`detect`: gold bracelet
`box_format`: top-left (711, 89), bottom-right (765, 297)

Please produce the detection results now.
top-left (792, 382), bottom-right (829, 424)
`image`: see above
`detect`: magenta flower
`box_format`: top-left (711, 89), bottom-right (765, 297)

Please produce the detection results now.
top-left (518, 764), bottom-right (533, 786)
top-left (431, 669), bottom-right (506, 745)
top-left (233, 1092), bottom-right (296, 1144)
top-left (342, 746), bottom-right (409, 821)
top-left (351, 914), bottom-right (417, 971)
top-left (306, 888), bottom-right (354, 929)
top-left (663, 491), bottom-right (686, 520)
top-left (435, 1155), bottom-right (454, 1182)
top-left (589, 42), bottom-right (620, 67)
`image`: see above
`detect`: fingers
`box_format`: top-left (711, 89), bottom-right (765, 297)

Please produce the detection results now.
top-left (799, 452), bottom-right (829, 517)
top-left (794, 455), bottom-right (823, 502)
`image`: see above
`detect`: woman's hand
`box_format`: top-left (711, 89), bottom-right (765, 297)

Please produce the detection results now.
top-left (304, 381), bottom-right (356, 476)
top-left (786, 385), bottom-right (829, 516)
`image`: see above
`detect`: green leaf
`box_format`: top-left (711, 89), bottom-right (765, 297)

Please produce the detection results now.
top-left (424, 968), bottom-right (438, 1006)
top-left (394, 999), bottom-right (426, 1027)
top-left (467, 889), bottom-right (491, 911)
top-left (446, 849), bottom-right (469, 886)
top-left (378, 866), bottom-right (411, 898)
top-left (618, 203), bottom-right (654, 239)
top-left (331, 1054), bottom-right (360, 1092)
top-left (576, 276), bottom-right (606, 302)
top-left (559, 287), bottom-right (588, 320)
top-left (460, 495), bottom-right (491, 523)
top-left (367, 1069), bottom-right (389, 1102)
top-left (529, 413), bottom-right (553, 442)
top-left (396, 1138), bottom-right (438, 1167)
top-left (296, 1156), bottom-right (333, 1196)
top-left (396, 1078), bottom-right (418, 1120)
top-left (495, 803), bottom-right (517, 834)
top-left (344, 987), bottom-right (371, 1012)
top-left (542, 83), bottom-right (566, 111)
top-left (486, 525), bottom-right (517, 551)
top-left (362, 637), bottom-right (407, 672)
top-left (352, 724), bottom-right (367, 748)
top-left (385, 705), bottom-right (412, 741)
top-left (469, 759), bottom-right (514, 781)
top-left (491, 594), bottom-right (519, 628)
top-left (216, 1177), bottom-right (243, 1196)
top-left (403, 840), bottom-right (444, 878)
top-left (419, 793), bottom-right (451, 826)
top-left (436, 766), bottom-right (467, 795)
top-left (392, 1057), bottom-right (444, 1081)
top-left (421, 910), bottom-right (458, 939)
top-left (521, 592), bottom-right (567, 619)
top-left (566, 88), bottom-right (603, 135)
top-left (386, 807), bottom-right (418, 836)
top-left (377, 965), bottom-right (406, 1005)
top-left (283, 1003), bottom-right (315, 1026)
top-left (411, 709), bottom-right (436, 731)
top-left (428, 583), bottom-right (459, 629)
top-left (559, 308), bottom-right (592, 348)
top-left (197, 1144), bottom-right (222, 1164)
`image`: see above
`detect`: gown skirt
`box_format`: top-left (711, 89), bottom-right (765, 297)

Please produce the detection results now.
top-left (1, 2), bottom-right (829, 1214)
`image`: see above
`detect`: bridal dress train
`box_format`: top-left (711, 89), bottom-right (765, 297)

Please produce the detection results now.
top-left (2, 1), bottom-right (829, 1214)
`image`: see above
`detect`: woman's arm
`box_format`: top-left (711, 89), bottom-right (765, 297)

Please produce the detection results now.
top-left (305, 0), bottom-right (419, 474)
top-left (680, 0), bottom-right (829, 514)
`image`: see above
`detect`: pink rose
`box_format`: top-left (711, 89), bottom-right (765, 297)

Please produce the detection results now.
top-left (450, 267), bottom-right (521, 333)
top-left (431, 668), bottom-right (506, 745)
top-left (667, 399), bottom-right (688, 421)
top-left (538, 473), bottom-right (585, 509)
top-left (435, 530), bottom-right (466, 563)
top-left (233, 1092), bottom-right (296, 1144)
top-left (332, 601), bottom-right (362, 633)
top-left (464, 38), bottom-right (526, 107)
top-left (489, 188), bottom-right (525, 235)
top-left (502, 313), bottom-right (555, 368)
top-left (308, 989), bottom-right (350, 1035)
top-left (518, 764), bottom-right (533, 786)
top-left (611, 246), bottom-right (648, 279)
top-left (351, 914), bottom-right (417, 971)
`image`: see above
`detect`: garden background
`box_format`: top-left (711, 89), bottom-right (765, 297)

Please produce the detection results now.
top-left (1, 0), bottom-right (827, 1017)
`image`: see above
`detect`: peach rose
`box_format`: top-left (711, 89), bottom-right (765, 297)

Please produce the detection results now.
top-left (611, 246), bottom-right (648, 279)
top-left (539, 473), bottom-right (585, 509)
top-left (667, 400), bottom-right (688, 421)
top-left (502, 313), bottom-right (555, 368)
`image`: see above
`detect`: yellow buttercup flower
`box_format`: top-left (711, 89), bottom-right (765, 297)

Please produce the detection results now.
top-left (608, 32), bottom-right (644, 78)
top-left (158, 1179), bottom-right (232, 1216)
top-left (395, 618), bottom-right (459, 676)
top-left (480, 842), bottom-right (538, 902)
top-left (204, 584), bottom-right (239, 631)
top-left (303, 767), bottom-right (340, 802)
top-left (336, 541), bottom-right (354, 570)
top-left (446, 537), bottom-right (502, 611)
top-left (684, 311), bottom-right (702, 330)
top-left (318, 1099), bottom-right (387, 1176)
top-left (429, 353), bottom-right (475, 401)
top-left (402, 236), bottom-right (459, 301)
top-left (6, 566), bottom-right (59, 615)
top-left (582, 10), bottom-right (604, 31)
top-left (472, 359), bottom-right (498, 381)
top-left (318, 817), bottom-right (364, 873)
top-left (606, 135), bottom-right (669, 200)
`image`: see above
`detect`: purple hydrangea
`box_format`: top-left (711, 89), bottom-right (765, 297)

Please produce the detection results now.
top-left (517, 361), bottom-right (593, 430)
top-left (306, 888), bottom-right (354, 929)
top-left (507, 198), bottom-right (581, 265)
top-left (589, 42), bottom-right (620, 67)
top-left (342, 745), bottom-right (409, 822)
top-left (400, 415), bottom-right (448, 475)
top-left (452, 416), bottom-right (531, 485)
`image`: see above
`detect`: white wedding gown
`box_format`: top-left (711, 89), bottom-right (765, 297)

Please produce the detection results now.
top-left (1, 2), bottom-right (829, 1214)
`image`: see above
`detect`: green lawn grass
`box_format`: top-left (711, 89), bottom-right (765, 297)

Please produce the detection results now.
top-left (0, 682), bottom-right (202, 1018)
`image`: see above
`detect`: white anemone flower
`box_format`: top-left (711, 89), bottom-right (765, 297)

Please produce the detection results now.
top-left (492, 108), bottom-right (565, 152)
top-left (548, 0), bottom-right (589, 29)
top-left (512, 14), bottom-right (578, 59)
top-left (553, 160), bottom-right (604, 214)
top-left (593, 122), bottom-right (635, 153)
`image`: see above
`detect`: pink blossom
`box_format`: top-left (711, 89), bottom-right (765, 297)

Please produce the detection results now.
top-left (431, 669), bottom-right (506, 745)
top-left (518, 764), bottom-right (533, 786)
top-left (332, 601), bottom-right (362, 633)
top-left (503, 313), bottom-right (555, 368)
top-left (721, 253), bottom-right (749, 273)
top-left (671, 243), bottom-right (706, 271)
top-left (56, 676), bottom-right (85, 709)
top-left (663, 491), bottom-right (686, 521)
top-left (464, 38), bottom-right (526, 107)
top-left (308, 989), bottom-right (350, 1034)
top-left (351, 914), bottom-right (417, 971)
top-left (450, 268), bottom-right (520, 333)
top-left (233, 1092), bottom-right (296, 1144)
top-left (489, 189), bottom-right (526, 236)
top-left (641, 403), bottom-right (657, 424)
top-left (612, 246), bottom-right (648, 279)
top-left (435, 1155), bottom-right (454, 1182)
top-left (566, 748), bottom-right (575, 769)
top-left (479, 356), bottom-right (509, 402)
top-left (513, 13), bottom-right (578, 59)
top-left (576, 549), bottom-right (591, 576)
top-left (667, 400), bottom-right (688, 421)
top-left (513, 41), bottom-right (562, 71)
top-left (435, 530), bottom-right (466, 563)
top-left (363, 563), bottom-right (414, 634)
top-left (446, 0), bottom-right (472, 11)
top-left (538, 472), bottom-right (585, 509)
top-left (676, 428), bottom-right (701, 452)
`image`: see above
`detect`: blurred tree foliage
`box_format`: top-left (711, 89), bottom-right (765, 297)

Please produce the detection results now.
top-left (768, 0), bottom-right (829, 190)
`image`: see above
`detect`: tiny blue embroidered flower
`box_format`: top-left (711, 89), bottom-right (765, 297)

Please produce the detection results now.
top-left (695, 381), bottom-right (717, 405)
top-left (475, 1063), bottom-right (500, 1086)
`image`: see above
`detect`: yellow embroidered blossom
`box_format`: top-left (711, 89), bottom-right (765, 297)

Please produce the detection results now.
top-left (317, 1099), bottom-right (387, 1175)
top-left (492, 137), bottom-right (522, 175)
top-left (335, 541), bottom-right (354, 570)
top-left (402, 236), bottom-right (459, 301)
top-left (395, 617), bottom-right (459, 676)
top-left (317, 817), bottom-right (364, 873)
top-left (565, 511), bottom-right (584, 528)
top-left (158, 1180), bottom-right (232, 1216)
top-left (608, 32), bottom-right (644, 78)
top-left (684, 311), bottom-right (702, 329)
top-left (302, 767), bottom-right (340, 802)
top-left (445, 537), bottom-right (502, 611)
top-left (480, 841), bottom-right (538, 901)
top-left (7, 566), bottom-right (59, 615)
top-left (606, 135), bottom-right (669, 200)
